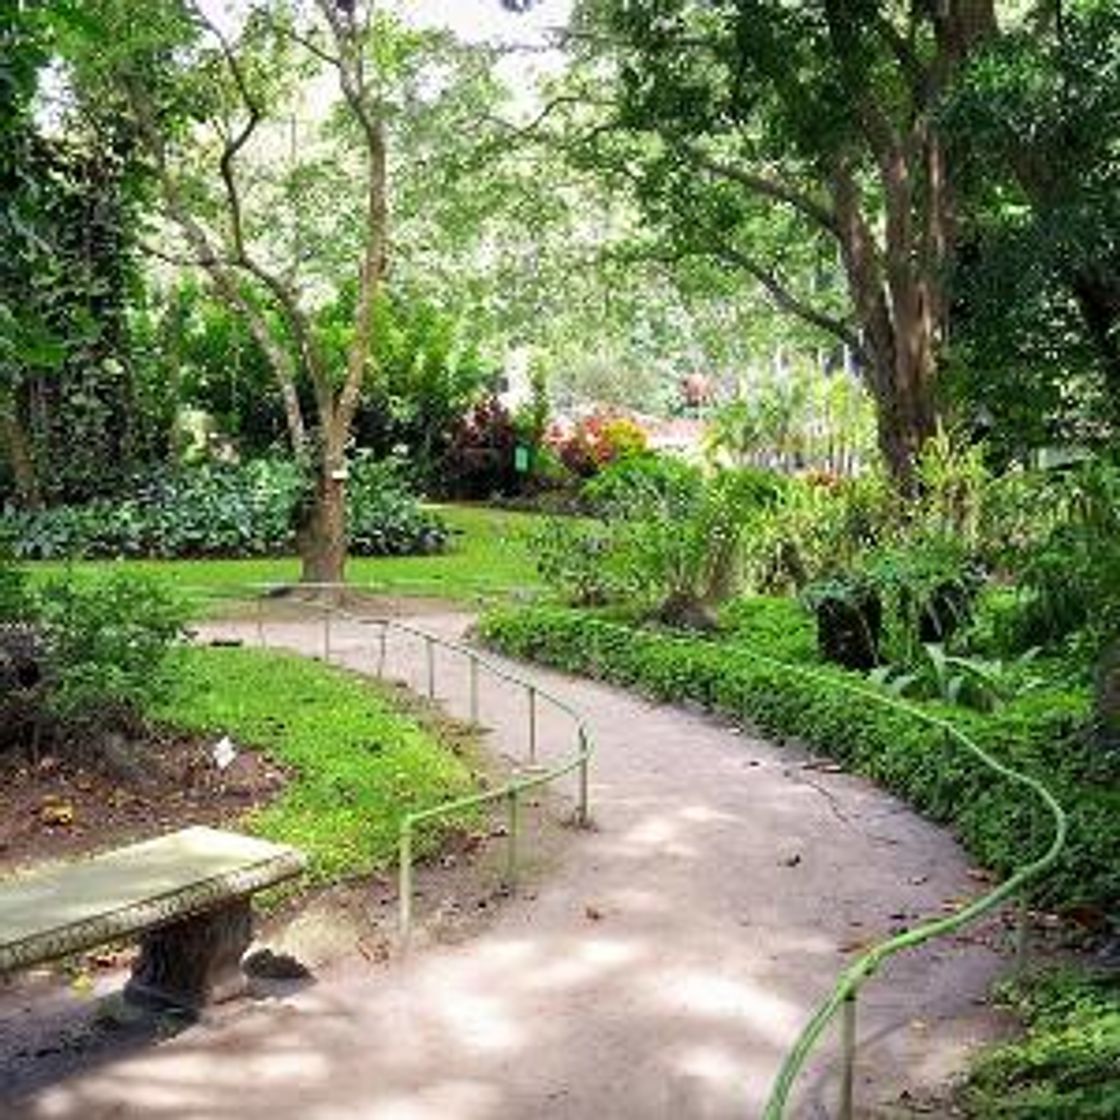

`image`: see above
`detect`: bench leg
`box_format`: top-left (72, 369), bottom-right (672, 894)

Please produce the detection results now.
top-left (125, 898), bottom-right (252, 1011)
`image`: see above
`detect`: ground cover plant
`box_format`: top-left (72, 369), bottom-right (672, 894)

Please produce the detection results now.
top-left (961, 969), bottom-right (1120, 1119)
top-left (152, 645), bottom-right (480, 883)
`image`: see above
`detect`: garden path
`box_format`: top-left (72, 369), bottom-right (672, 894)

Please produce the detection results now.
top-left (16, 607), bottom-right (1008, 1120)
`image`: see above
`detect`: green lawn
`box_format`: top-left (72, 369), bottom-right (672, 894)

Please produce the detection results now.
top-left (27, 504), bottom-right (546, 608)
top-left (153, 645), bottom-right (480, 883)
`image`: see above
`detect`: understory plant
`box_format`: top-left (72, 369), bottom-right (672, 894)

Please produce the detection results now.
top-left (962, 968), bottom-right (1120, 1118)
top-left (1, 568), bottom-right (188, 752)
top-left (868, 643), bottom-right (1043, 713)
top-left (585, 457), bottom-right (784, 627)
top-left (0, 456), bottom-right (446, 560)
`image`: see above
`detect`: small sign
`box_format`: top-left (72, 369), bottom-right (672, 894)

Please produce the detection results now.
top-left (514, 445), bottom-right (530, 473)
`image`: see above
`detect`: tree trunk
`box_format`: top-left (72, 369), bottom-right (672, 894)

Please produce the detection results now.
top-left (298, 471), bottom-right (347, 585)
top-left (1070, 273), bottom-right (1120, 429)
top-left (0, 395), bottom-right (43, 510)
top-left (297, 415), bottom-right (348, 585)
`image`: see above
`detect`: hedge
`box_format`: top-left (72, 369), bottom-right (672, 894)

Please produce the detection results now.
top-left (478, 605), bottom-right (1118, 912)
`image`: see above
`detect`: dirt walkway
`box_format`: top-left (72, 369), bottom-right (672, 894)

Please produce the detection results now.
top-left (9, 609), bottom-right (1010, 1119)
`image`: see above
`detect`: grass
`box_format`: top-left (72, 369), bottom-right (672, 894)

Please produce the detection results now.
top-left (152, 644), bottom-right (481, 883)
top-left (26, 504), bottom-right (546, 608)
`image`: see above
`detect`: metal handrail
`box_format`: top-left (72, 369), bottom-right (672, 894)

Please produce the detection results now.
top-left (725, 650), bottom-right (1069, 1120)
top-left (189, 583), bottom-right (593, 949)
top-left (189, 584), bottom-right (1064, 1116)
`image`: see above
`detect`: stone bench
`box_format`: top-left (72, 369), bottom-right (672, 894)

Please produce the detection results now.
top-left (0, 826), bottom-right (306, 1010)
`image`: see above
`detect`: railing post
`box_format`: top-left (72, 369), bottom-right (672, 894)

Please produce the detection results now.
top-left (839, 990), bottom-right (857, 1120)
top-left (425, 635), bottom-right (436, 699)
top-left (1015, 892), bottom-right (1031, 974)
top-left (506, 787), bottom-right (520, 890)
top-left (469, 653), bottom-right (479, 725)
top-left (527, 685), bottom-right (537, 763)
top-left (577, 728), bottom-right (590, 827)
top-left (377, 621), bottom-right (387, 679)
top-left (398, 821), bottom-right (413, 948)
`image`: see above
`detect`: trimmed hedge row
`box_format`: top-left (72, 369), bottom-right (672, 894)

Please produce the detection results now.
top-left (478, 605), bottom-right (1118, 911)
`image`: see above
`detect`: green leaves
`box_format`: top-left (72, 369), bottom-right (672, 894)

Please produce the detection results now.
top-left (0, 458), bottom-right (447, 560)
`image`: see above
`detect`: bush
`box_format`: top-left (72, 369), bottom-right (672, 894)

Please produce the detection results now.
top-left (553, 412), bottom-right (648, 478)
top-left (478, 604), bottom-right (1118, 911)
top-left (529, 517), bottom-right (622, 607)
top-left (439, 395), bottom-right (520, 499)
top-left (0, 458), bottom-right (447, 560)
top-left (962, 969), bottom-right (1120, 1118)
top-left (0, 570), bottom-right (188, 748)
top-left (346, 455), bottom-right (448, 556)
top-left (541, 460), bottom-right (785, 626)
top-left (36, 573), bottom-right (188, 728)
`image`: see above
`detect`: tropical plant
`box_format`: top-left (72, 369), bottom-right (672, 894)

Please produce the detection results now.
top-left (868, 643), bottom-right (1044, 714)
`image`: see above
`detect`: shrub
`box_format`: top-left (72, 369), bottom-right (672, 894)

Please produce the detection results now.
top-left (962, 969), bottom-right (1120, 1118)
top-left (439, 395), bottom-right (520, 499)
top-left (528, 517), bottom-right (622, 607)
top-left (1001, 460), bottom-right (1120, 655)
top-left (567, 461), bottom-right (784, 626)
top-left (0, 458), bottom-right (447, 560)
top-left (478, 604), bottom-right (1117, 911)
top-left (553, 412), bottom-right (648, 478)
top-left (346, 454), bottom-right (448, 556)
top-left (35, 572), bottom-right (189, 727)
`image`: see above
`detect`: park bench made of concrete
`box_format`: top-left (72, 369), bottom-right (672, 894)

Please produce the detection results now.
top-left (0, 826), bottom-right (306, 1010)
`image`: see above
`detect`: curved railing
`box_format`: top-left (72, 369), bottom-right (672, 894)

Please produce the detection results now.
top-left (189, 583), bottom-right (593, 947)
top-left (740, 649), bottom-right (1069, 1119)
top-left (189, 584), bottom-right (1065, 1115)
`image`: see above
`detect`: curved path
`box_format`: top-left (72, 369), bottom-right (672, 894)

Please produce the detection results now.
top-left (15, 609), bottom-right (1008, 1119)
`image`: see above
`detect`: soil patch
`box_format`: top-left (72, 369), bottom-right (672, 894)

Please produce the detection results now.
top-left (0, 731), bottom-right (288, 875)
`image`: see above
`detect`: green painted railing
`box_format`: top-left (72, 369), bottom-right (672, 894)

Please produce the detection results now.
top-left (730, 650), bottom-right (1069, 1120)
top-left (192, 584), bottom-right (593, 948)
top-left (191, 585), bottom-right (1066, 1116)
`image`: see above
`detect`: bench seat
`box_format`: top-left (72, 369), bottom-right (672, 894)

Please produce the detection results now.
top-left (0, 826), bottom-right (305, 1008)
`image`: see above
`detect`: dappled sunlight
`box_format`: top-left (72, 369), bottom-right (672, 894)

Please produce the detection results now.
top-left (652, 970), bottom-right (805, 1038)
top-left (334, 1080), bottom-right (501, 1120)
top-left (522, 935), bottom-right (645, 990)
top-left (5, 611), bottom-right (1004, 1119)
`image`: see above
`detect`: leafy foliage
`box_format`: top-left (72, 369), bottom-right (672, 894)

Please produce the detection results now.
top-left (962, 969), bottom-right (1120, 1119)
top-left (1, 458), bottom-right (447, 560)
top-left (533, 457), bottom-right (784, 624)
top-left (868, 644), bottom-right (1044, 714)
top-left (439, 395), bottom-right (521, 499)
top-left (35, 573), bottom-right (188, 726)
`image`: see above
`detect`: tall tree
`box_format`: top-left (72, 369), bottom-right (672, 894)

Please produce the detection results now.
top-left (947, 0), bottom-right (1120, 442)
top-left (567, 0), bottom-right (999, 483)
top-left (1, 0), bottom-right (143, 508)
top-left (68, 0), bottom-right (454, 581)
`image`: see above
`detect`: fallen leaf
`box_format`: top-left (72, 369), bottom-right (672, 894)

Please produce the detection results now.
top-left (39, 800), bottom-right (74, 827)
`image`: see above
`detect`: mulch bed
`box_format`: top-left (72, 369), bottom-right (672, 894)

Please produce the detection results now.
top-left (0, 730), bottom-right (288, 875)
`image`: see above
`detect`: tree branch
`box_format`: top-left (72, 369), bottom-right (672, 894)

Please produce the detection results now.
top-left (715, 242), bottom-right (862, 352)
top-left (683, 146), bottom-right (840, 235)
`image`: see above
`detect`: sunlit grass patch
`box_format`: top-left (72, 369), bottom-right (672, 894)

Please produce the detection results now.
top-left (153, 645), bottom-right (481, 882)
